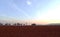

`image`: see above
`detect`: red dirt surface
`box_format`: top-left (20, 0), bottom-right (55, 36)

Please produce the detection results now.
top-left (0, 26), bottom-right (60, 37)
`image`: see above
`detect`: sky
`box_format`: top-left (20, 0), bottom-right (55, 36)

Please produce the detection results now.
top-left (0, 0), bottom-right (60, 24)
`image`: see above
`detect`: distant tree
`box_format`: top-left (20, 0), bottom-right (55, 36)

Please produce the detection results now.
top-left (20, 24), bottom-right (22, 26)
top-left (13, 23), bottom-right (17, 26)
top-left (0, 23), bottom-right (3, 26)
top-left (8, 23), bottom-right (11, 26)
top-left (16, 23), bottom-right (21, 26)
top-left (5, 23), bottom-right (11, 26)
top-left (31, 23), bottom-right (36, 26)
top-left (5, 23), bottom-right (8, 26)
top-left (23, 24), bottom-right (26, 26)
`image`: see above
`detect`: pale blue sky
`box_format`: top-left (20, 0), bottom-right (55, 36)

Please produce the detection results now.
top-left (0, 0), bottom-right (60, 24)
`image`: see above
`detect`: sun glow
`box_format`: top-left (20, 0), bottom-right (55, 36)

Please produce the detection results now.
top-left (33, 1), bottom-right (60, 24)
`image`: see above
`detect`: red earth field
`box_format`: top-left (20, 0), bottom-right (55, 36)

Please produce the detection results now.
top-left (0, 26), bottom-right (60, 37)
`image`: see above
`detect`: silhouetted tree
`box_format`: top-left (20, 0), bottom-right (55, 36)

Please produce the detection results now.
top-left (13, 23), bottom-right (22, 26)
top-left (0, 23), bottom-right (3, 26)
top-left (23, 24), bottom-right (26, 26)
top-left (31, 23), bottom-right (36, 26)
top-left (19, 24), bottom-right (22, 26)
top-left (16, 23), bottom-right (21, 26)
top-left (13, 23), bottom-right (17, 26)
top-left (5, 23), bottom-right (11, 26)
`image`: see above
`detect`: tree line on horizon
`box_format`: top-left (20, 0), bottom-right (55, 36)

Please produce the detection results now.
top-left (0, 23), bottom-right (36, 26)
top-left (0, 23), bottom-right (60, 26)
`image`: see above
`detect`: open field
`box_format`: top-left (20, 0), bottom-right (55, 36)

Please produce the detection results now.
top-left (0, 26), bottom-right (60, 37)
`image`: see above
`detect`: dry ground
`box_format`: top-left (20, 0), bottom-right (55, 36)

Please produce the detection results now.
top-left (0, 26), bottom-right (60, 37)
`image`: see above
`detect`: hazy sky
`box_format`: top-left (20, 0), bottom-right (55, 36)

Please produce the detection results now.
top-left (0, 0), bottom-right (60, 24)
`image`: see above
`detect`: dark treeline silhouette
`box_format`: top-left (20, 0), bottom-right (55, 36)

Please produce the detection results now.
top-left (0, 23), bottom-right (60, 26)
top-left (0, 23), bottom-right (28, 26)
top-left (0, 23), bottom-right (3, 25)
top-left (31, 23), bottom-right (36, 26)
top-left (0, 23), bottom-right (37, 26)
top-left (13, 23), bottom-right (22, 26)
top-left (5, 23), bottom-right (11, 26)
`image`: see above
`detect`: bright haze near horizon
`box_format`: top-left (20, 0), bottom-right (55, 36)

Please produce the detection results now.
top-left (0, 0), bottom-right (60, 25)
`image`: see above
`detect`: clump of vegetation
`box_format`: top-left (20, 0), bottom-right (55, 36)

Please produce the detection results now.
top-left (31, 23), bottom-right (36, 26)
top-left (0, 23), bottom-right (37, 26)
top-left (0, 23), bottom-right (3, 25)
top-left (0, 22), bottom-right (60, 26)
